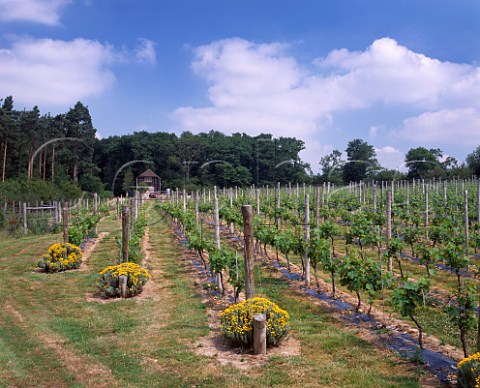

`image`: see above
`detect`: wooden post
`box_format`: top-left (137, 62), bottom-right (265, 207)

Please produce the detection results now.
top-left (120, 275), bottom-right (127, 299)
top-left (425, 185), bottom-right (429, 240)
top-left (229, 189), bottom-right (234, 234)
top-left (386, 191), bottom-right (392, 272)
top-left (23, 203), bottom-right (27, 235)
top-left (121, 206), bottom-right (129, 263)
top-left (52, 201), bottom-right (57, 225)
top-left (406, 182), bottom-right (410, 214)
top-left (214, 187), bottom-right (220, 250)
top-left (256, 189), bottom-right (260, 215)
top-left (478, 180), bottom-right (480, 242)
top-left (253, 314), bottom-right (267, 355)
top-left (194, 190), bottom-right (199, 226)
top-left (304, 194), bottom-right (310, 287)
top-left (242, 205), bottom-right (255, 299)
top-left (214, 187), bottom-right (223, 292)
top-left (276, 182), bottom-right (281, 209)
top-left (63, 202), bottom-right (69, 244)
top-left (465, 190), bottom-right (469, 252)
top-left (373, 183), bottom-right (377, 212)
top-left (134, 190), bottom-right (139, 221)
top-left (93, 192), bottom-right (98, 234)
top-left (322, 182), bottom-right (326, 217)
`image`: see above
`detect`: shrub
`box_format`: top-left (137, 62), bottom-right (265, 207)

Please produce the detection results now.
top-left (457, 352), bottom-right (480, 388)
top-left (98, 262), bottom-right (150, 298)
top-left (38, 242), bottom-right (82, 273)
top-left (220, 297), bottom-right (289, 347)
top-left (68, 225), bottom-right (84, 246)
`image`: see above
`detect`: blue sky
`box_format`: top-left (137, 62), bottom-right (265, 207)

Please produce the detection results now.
top-left (1, 0), bottom-right (480, 173)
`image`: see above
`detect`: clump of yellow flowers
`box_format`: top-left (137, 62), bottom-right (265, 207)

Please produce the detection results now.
top-left (38, 242), bottom-right (82, 273)
top-left (98, 262), bottom-right (150, 298)
top-left (457, 352), bottom-right (480, 387)
top-left (220, 297), bottom-right (290, 346)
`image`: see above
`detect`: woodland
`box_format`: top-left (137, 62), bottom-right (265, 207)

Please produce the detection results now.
top-left (1, 95), bottom-right (480, 201)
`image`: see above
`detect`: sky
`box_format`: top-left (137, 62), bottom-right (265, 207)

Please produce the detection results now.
top-left (1, 0), bottom-right (480, 174)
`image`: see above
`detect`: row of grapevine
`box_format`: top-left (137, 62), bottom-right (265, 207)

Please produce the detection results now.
top-left (162, 178), bottom-right (480, 359)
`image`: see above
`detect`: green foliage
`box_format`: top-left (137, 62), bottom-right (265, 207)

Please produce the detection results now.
top-left (415, 243), bottom-right (439, 277)
top-left (274, 228), bottom-right (295, 256)
top-left (392, 278), bottom-right (430, 348)
top-left (405, 147), bottom-right (442, 179)
top-left (441, 241), bottom-right (470, 272)
top-left (225, 251), bottom-right (245, 297)
top-left (444, 283), bottom-right (478, 358)
top-left (0, 178), bottom-right (82, 203)
top-left (338, 249), bottom-right (380, 311)
top-left (319, 149), bottom-right (343, 184)
top-left (343, 138), bottom-right (379, 182)
top-left (208, 248), bottom-right (229, 276)
top-left (185, 228), bottom-right (214, 265)
top-left (345, 212), bottom-right (377, 254)
top-left (122, 169), bottom-right (134, 196)
top-left (403, 227), bottom-right (421, 256)
top-left (79, 174), bottom-right (104, 194)
top-left (466, 145), bottom-right (480, 177)
top-left (392, 278), bottom-right (430, 318)
top-left (309, 233), bottom-right (335, 272)
top-left (67, 226), bottom-right (84, 246)
top-left (68, 208), bottom-right (102, 246)
top-left (38, 242), bottom-right (82, 273)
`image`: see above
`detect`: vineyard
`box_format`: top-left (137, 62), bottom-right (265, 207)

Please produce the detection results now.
top-left (161, 178), bottom-right (480, 385)
top-left (2, 179), bottom-right (480, 386)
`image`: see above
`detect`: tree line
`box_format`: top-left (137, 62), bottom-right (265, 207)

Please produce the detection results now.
top-left (319, 139), bottom-right (480, 184)
top-left (0, 96), bottom-right (311, 199)
top-left (2, 95), bottom-right (480, 201)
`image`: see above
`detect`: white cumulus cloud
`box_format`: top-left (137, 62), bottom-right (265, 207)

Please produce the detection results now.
top-left (0, 36), bottom-right (157, 107)
top-left (0, 0), bottom-right (70, 25)
top-left (172, 37), bottom-right (480, 158)
top-left (0, 37), bottom-right (115, 105)
top-left (134, 38), bottom-right (156, 65)
top-left (375, 146), bottom-right (406, 171)
top-left (172, 38), bottom-right (321, 137)
top-left (399, 108), bottom-right (480, 146)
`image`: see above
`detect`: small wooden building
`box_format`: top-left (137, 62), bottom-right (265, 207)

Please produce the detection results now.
top-left (137, 169), bottom-right (161, 193)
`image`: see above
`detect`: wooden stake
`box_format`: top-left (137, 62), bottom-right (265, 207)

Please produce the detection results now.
top-left (23, 203), bottom-right (27, 235)
top-left (214, 187), bottom-right (223, 292)
top-left (465, 189), bottom-right (469, 252)
top-left (304, 194), bottom-right (310, 287)
top-left (120, 275), bottom-right (127, 298)
top-left (63, 202), bottom-right (69, 244)
top-left (242, 205), bottom-right (255, 299)
top-left (425, 185), bottom-right (429, 240)
top-left (386, 191), bottom-right (392, 272)
top-left (122, 206), bottom-right (129, 263)
top-left (253, 314), bottom-right (267, 355)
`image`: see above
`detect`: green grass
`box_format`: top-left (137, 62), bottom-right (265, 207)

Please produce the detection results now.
top-left (0, 208), bottom-right (433, 387)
